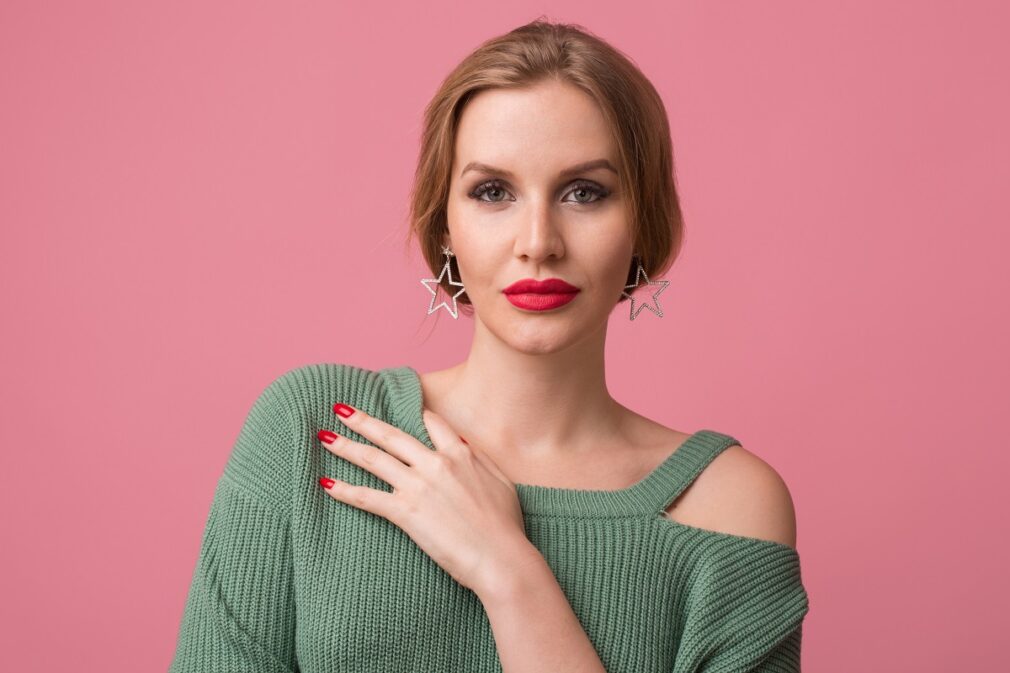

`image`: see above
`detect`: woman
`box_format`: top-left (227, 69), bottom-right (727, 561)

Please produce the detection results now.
top-left (169, 19), bottom-right (810, 673)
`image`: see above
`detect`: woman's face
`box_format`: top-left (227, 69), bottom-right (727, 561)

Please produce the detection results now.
top-left (446, 79), bottom-right (634, 354)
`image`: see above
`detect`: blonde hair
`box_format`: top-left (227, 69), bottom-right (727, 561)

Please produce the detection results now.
top-left (406, 18), bottom-right (683, 317)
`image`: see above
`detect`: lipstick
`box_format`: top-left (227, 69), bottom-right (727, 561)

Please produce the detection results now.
top-left (502, 277), bottom-right (580, 312)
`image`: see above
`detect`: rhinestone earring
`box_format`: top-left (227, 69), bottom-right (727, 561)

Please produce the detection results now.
top-left (420, 245), bottom-right (466, 319)
top-left (622, 255), bottom-right (670, 321)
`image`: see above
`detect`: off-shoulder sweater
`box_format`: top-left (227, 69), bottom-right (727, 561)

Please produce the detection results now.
top-left (168, 362), bottom-right (811, 672)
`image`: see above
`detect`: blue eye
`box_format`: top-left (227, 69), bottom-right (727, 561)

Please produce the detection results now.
top-left (468, 179), bottom-right (610, 205)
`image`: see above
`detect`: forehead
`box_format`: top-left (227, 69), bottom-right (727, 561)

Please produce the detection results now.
top-left (453, 80), bottom-right (617, 174)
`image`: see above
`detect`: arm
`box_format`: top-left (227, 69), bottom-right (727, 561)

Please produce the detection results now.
top-left (747, 625), bottom-right (803, 673)
top-left (168, 373), bottom-right (299, 672)
top-left (683, 445), bottom-right (808, 673)
top-left (476, 541), bottom-right (607, 673)
top-left (678, 550), bottom-right (809, 673)
top-left (168, 482), bottom-right (298, 673)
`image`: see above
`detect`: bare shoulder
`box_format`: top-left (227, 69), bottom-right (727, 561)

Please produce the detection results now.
top-left (664, 442), bottom-right (799, 549)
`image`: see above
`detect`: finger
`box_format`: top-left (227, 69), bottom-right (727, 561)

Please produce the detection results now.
top-left (421, 407), bottom-right (468, 456)
top-left (318, 476), bottom-right (399, 520)
top-left (461, 436), bottom-right (511, 484)
top-left (421, 408), bottom-right (511, 484)
top-left (317, 429), bottom-right (412, 490)
top-left (332, 402), bottom-right (427, 466)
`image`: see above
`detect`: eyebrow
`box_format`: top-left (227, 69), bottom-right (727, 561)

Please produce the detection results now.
top-left (459, 158), bottom-right (618, 180)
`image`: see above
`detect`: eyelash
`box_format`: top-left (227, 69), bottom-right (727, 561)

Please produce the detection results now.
top-left (468, 179), bottom-right (610, 206)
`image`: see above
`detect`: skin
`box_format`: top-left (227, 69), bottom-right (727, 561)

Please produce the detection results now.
top-left (318, 78), bottom-right (797, 672)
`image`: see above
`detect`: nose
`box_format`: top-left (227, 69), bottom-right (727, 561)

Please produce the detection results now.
top-left (512, 200), bottom-right (565, 263)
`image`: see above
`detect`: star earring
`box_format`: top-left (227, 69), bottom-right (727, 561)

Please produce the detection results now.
top-left (420, 245), bottom-right (466, 319)
top-left (622, 255), bottom-right (670, 321)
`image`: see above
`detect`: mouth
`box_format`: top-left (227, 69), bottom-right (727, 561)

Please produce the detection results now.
top-left (503, 292), bottom-right (579, 311)
top-left (502, 277), bottom-right (580, 312)
top-left (502, 277), bottom-right (580, 294)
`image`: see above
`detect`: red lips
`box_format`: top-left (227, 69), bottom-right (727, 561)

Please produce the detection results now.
top-left (502, 278), bottom-right (580, 294)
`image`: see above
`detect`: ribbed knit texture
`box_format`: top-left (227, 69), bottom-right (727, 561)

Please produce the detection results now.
top-left (168, 362), bottom-right (810, 673)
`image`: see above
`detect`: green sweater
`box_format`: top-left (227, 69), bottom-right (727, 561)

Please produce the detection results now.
top-left (168, 363), bottom-right (810, 672)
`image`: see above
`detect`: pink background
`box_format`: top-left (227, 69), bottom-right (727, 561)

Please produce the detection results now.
top-left (2, 2), bottom-right (1007, 671)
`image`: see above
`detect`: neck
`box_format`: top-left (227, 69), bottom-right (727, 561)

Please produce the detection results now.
top-left (422, 318), bottom-right (628, 460)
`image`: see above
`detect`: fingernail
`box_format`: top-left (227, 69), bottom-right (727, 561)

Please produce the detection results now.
top-left (318, 429), bottom-right (338, 444)
top-left (333, 403), bottom-right (355, 418)
top-left (319, 477), bottom-right (336, 489)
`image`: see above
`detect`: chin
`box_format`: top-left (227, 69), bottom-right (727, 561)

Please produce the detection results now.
top-left (509, 316), bottom-right (600, 354)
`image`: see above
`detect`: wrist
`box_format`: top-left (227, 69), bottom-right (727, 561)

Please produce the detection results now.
top-left (473, 536), bottom-right (550, 605)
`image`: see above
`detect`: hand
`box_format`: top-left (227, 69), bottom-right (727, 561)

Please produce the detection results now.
top-left (317, 402), bottom-right (538, 596)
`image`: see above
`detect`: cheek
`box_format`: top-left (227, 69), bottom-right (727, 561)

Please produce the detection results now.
top-left (452, 229), bottom-right (510, 281)
top-left (582, 237), bottom-right (634, 279)
top-left (453, 247), bottom-right (497, 293)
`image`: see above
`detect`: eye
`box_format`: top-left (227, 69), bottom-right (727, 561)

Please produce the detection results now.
top-left (469, 179), bottom-right (513, 203)
top-left (564, 180), bottom-right (610, 205)
top-left (467, 179), bottom-right (610, 206)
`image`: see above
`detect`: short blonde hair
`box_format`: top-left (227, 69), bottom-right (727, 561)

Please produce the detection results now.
top-left (407, 18), bottom-right (683, 316)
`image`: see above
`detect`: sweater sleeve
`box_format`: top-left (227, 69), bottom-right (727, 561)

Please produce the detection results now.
top-left (746, 624), bottom-right (804, 672)
top-left (168, 373), bottom-right (300, 673)
top-left (672, 542), bottom-right (810, 673)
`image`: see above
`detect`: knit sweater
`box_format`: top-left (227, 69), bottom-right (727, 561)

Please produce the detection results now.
top-left (168, 362), bottom-right (810, 673)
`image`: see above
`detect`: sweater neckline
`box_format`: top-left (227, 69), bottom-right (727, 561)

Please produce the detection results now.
top-left (381, 364), bottom-right (717, 517)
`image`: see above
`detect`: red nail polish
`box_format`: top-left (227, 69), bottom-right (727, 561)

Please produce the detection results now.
top-left (318, 429), bottom-right (338, 444)
top-left (333, 403), bottom-right (355, 418)
top-left (319, 477), bottom-right (336, 489)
